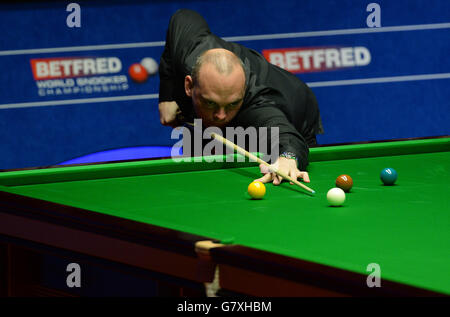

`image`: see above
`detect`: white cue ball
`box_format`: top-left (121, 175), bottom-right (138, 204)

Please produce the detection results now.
top-left (140, 57), bottom-right (158, 76)
top-left (327, 187), bottom-right (346, 206)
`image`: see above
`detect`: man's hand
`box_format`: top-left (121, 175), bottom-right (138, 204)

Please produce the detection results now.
top-left (159, 101), bottom-right (182, 128)
top-left (254, 157), bottom-right (310, 185)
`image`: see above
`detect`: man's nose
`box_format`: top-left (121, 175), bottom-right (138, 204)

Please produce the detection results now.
top-left (213, 107), bottom-right (227, 121)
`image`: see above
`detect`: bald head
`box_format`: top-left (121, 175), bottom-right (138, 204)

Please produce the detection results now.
top-left (191, 48), bottom-right (245, 87)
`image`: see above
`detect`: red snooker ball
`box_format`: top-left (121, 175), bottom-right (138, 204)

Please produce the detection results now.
top-left (335, 174), bottom-right (353, 192)
top-left (128, 63), bottom-right (148, 83)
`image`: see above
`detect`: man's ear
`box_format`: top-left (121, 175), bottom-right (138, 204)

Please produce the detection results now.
top-left (185, 75), bottom-right (194, 97)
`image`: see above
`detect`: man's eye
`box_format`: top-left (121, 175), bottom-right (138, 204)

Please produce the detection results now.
top-left (227, 102), bottom-right (239, 109)
top-left (206, 101), bottom-right (216, 108)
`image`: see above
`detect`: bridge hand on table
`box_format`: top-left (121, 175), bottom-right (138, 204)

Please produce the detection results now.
top-left (254, 157), bottom-right (310, 185)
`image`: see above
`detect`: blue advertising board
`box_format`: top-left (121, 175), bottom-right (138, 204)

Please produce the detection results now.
top-left (0, 0), bottom-right (449, 169)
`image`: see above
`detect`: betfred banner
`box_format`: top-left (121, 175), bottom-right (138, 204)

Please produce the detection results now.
top-left (262, 46), bottom-right (371, 73)
top-left (28, 55), bottom-right (159, 98)
top-left (30, 56), bottom-right (128, 97)
top-left (30, 57), bottom-right (123, 79)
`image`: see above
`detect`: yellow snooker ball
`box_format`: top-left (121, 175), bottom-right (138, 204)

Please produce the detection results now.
top-left (248, 181), bottom-right (266, 199)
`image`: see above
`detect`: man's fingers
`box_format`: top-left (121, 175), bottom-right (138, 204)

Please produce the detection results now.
top-left (288, 170), bottom-right (296, 185)
top-left (299, 171), bottom-right (310, 183)
top-left (272, 173), bottom-right (282, 185)
top-left (288, 171), bottom-right (310, 184)
top-left (285, 171), bottom-right (311, 185)
top-left (160, 114), bottom-right (177, 126)
top-left (159, 101), bottom-right (181, 126)
top-left (257, 163), bottom-right (311, 186)
top-left (259, 164), bottom-right (270, 174)
top-left (161, 119), bottom-right (178, 127)
top-left (254, 173), bottom-right (273, 184)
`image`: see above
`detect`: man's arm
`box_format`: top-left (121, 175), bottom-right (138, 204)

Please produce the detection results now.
top-left (234, 103), bottom-right (310, 170)
top-left (235, 104), bottom-right (312, 185)
top-left (159, 9), bottom-right (211, 103)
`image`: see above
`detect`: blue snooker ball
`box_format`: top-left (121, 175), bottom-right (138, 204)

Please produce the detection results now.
top-left (380, 168), bottom-right (398, 185)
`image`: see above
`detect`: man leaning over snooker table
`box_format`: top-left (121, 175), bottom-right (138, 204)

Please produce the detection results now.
top-left (158, 9), bottom-right (323, 185)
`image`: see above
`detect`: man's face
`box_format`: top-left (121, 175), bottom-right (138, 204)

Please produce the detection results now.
top-left (185, 63), bottom-right (245, 128)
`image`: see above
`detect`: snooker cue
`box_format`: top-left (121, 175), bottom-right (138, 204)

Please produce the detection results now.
top-left (210, 133), bottom-right (316, 194)
top-left (182, 121), bottom-right (315, 193)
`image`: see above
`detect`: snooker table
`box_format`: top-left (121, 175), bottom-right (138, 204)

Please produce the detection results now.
top-left (0, 137), bottom-right (449, 297)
